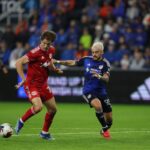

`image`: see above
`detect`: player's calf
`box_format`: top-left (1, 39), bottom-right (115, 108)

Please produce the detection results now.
top-left (107, 120), bottom-right (112, 129)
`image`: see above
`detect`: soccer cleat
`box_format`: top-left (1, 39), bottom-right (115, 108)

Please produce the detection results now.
top-left (39, 132), bottom-right (54, 140)
top-left (15, 119), bottom-right (24, 134)
top-left (100, 129), bottom-right (111, 139)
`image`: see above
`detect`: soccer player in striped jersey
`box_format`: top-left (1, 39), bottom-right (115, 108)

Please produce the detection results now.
top-left (54, 41), bottom-right (113, 139)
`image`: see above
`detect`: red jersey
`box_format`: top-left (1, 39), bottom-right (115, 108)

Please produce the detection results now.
top-left (26, 46), bottom-right (55, 88)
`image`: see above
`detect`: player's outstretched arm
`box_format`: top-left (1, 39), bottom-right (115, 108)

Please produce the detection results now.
top-left (49, 60), bottom-right (63, 74)
top-left (15, 55), bottom-right (29, 89)
top-left (53, 59), bottom-right (76, 66)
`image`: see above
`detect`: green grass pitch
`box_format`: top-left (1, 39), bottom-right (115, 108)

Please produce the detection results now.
top-left (0, 102), bottom-right (150, 150)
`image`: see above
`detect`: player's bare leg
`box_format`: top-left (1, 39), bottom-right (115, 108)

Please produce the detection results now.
top-left (15, 97), bottom-right (43, 134)
top-left (40, 97), bottom-right (57, 140)
top-left (91, 98), bottom-right (110, 139)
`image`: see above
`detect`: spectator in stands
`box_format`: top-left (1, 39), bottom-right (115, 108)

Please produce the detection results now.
top-left (0, 0), bottom-right (150, 70)
top-left (112, 0), bottom-right (125, 18)
top-left (28, 9), bottom-right (40, 26)
top-left (120, 53), bottom-right (130, 70)
top-left (75, 43), bottom-right (89, 59)
top-left (9, 42), bottom-right (25, 68)
top-left (55, 28), bottom-right (68, 50)
top-left (126, 0), bottom-right (140, 20)
top-left (83, 0), bottom-right (99, 22)
top-left (123, 25), bottom-right (135, 48)
top-left (29, 18), bottom-right (39, 34)
top-left (60, 42), bottom-right (76, 60)
top-left (103, 40), bottom-right (116, 66)
top-left (93, 24), bottom-right (103, 43)
top-left (79, 28), bottom-right (92, 50)
top-left (144, 47), bottom-right (150, 69)
top-left (104, 19), bottom-right (114, 33)
top-left (1, 25), bottom-right (16, 49)
top-left (130, 50), bottom-right (145, 70)
top-left (115, 44), bottom-right (129, 67)
top-left (134, 26), bottom-right (147, 48)
top-left (101, 33), bottom-right (110, 50)
top-left (99, 1), bottom-right (113, 18)
top-left (79, 14), bottom-right (91, 35)
top-left (28, 31), bottom-right (40, 48)
top-left (0, 41), bottom-right (11, 66)
top-left (109, 24), bottom-right (120, 43)
top-left (15, 20), bottom-right (30, 45)
top-left (66, 20), bottom-right (79, 45)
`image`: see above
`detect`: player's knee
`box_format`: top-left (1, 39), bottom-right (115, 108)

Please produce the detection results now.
top-left (54, 108), bottom-right (57, 114)
top-left (47, 106), bottom-right (57, 114)
top-left (34, 105), bottom-right (43, 113)
top-left (94, 105), bottom-right (103, 112)
top-left (51, 107), bottom-right (57, 114)
top-left (91, 101), bottom-right (102, 112)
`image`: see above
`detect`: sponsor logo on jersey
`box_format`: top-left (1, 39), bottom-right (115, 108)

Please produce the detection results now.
top-left (41, 61), bottom-right (50, 67)
top-left (99, 65), bottom-right (103, 69)
top-left (31, 91), bottom-right (38, 96)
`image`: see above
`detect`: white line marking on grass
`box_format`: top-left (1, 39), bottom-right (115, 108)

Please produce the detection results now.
top-left (29, 127), bottom-right (150, 131)
top-left (12, 130), bottom-right (150, 137)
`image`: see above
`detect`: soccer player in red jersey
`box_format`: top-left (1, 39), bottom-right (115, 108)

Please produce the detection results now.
top-left (15, 31), bottom-right (63, 140)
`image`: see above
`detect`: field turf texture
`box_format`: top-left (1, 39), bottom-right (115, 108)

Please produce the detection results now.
top-left (0, 102), bottom-right (150, 150)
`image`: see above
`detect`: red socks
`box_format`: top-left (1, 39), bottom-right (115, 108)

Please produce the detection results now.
top-left (42, 112), bottom-right (55, 132)
top-left (20, 108), bottom-right (55, 133)
top-left (21, 107), bottom-right (35, 122)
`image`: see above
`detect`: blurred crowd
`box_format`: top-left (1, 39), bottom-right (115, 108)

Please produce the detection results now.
top-left (0, 0), bottom-right (150, 70)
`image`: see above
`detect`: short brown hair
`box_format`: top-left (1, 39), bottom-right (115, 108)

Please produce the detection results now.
top-left (41, 30), bottom-right (56, 42)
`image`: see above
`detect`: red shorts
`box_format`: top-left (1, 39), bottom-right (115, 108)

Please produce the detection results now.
top-left (24, 83), bottom-right (53, 102)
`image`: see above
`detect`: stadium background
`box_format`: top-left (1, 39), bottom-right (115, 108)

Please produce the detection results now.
top-left (0, 1), bottom-right (150, 150)
top-left (0, 0), bottom-right (150, 103)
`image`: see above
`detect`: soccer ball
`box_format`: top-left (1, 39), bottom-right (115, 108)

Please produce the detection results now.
top-left (0, 123), bottom-right (13, 138)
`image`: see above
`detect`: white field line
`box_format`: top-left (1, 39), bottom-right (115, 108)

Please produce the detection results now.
top-left (28, 127), bottom-right (150, 130)
top-left (12, 130), bottom-right (150, 137)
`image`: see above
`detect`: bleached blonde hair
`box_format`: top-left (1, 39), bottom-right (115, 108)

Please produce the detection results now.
top-left (91, 41), bottom-right (104, 51)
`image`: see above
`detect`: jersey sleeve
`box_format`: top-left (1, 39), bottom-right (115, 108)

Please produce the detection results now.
top-left (76, 57), bottom-right (85, 66)
top-left (26, 47), bottom-right (40, 62)
top-left (48, 46), bottom-right (56, 60)
top-left (103, 59), bottom-right (111, 75)
top-left (50, 46), bottom-right (55, 55)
